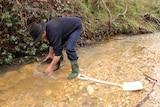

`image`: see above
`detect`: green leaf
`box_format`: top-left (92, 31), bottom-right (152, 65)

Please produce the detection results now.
top-left (6, 22), bottom-right (12, 27)
top-left (4, 53), bottom-right (13, 64)
top-left (1, 50), bottom-right (6, 55)
top-left (40, 43), bottom-right (48, 51)
top-left (17, 29), bottom-right (26, 35)
top-left (11, 36), bottom-right (18, 41)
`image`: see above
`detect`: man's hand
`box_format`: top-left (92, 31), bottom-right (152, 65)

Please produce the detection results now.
top-left (43, 55), bottom-right (53, 62)
top-left (44, 55), bottom-right (61, 75)
top-left (44, 64), bottom-right (54, 74)
top-left (41, 57), bottom-right (52, 64)
top-left (43, 46), bottom-right (54, 62)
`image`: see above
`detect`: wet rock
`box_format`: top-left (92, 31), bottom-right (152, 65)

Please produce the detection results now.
top-left (79, 86), bottom-right (83, 90)
top-left (83, 93), bottom-right (88, 96)
top-left (58, 102), bottom-right (65, 107)
top-left (69, 98), bottom-right (73, 102)
top-left (91, 94), bottom-right (97, 99)
top-left (65, 94), bottom-right (70, 98)
top-left (45, 90), bottom-right (52, 96)
top-left (87, 85), bottom-right (94, 95)
top-left (99, 98), bottom-right (103, 101)
top-left (108, 105), bottom-right (113, 107)
top-left (0, 81), bottom-right (5, 86)
top-left (77, 97), bottom-right (82, 101)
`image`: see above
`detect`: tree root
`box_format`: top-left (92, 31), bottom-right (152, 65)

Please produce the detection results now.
top-left (135, 73), bottom-right (157, 107)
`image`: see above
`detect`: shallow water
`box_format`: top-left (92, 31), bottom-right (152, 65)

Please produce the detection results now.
top-left (0, 33), bottom-right (160, 107)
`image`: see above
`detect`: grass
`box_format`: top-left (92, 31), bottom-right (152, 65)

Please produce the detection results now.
top-left (78, 0), bottom-right (160, 38)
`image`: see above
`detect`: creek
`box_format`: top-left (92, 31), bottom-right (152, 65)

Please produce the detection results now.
top-left (0, 33), bottom-right (160, 107)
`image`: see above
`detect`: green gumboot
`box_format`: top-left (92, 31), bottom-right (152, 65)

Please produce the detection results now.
top-left (67, 60), bottom-right (79, 79)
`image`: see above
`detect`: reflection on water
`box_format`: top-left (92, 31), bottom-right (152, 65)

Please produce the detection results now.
top-left (0, 33), bottom-right (160, 106)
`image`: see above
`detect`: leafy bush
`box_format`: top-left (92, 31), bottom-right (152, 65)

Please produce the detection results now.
top-left (0, 0), bottom-right (79, 65)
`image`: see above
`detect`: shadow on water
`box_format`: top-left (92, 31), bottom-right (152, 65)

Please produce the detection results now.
top-left (0, 33), bottom-right (160, 106)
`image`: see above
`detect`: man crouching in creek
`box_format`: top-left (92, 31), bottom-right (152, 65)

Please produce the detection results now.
top-left (29, 16), bottom-right (82, 79)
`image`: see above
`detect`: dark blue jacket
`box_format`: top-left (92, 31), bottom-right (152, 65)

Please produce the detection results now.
top-left (46, 17), bottom-right (82, 56)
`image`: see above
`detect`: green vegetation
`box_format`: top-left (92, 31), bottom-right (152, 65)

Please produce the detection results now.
top-left (0, 0), bottom-right (160, 65)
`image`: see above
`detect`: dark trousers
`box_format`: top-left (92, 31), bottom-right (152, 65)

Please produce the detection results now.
top-left (66, 26), bottom-right (82, 61)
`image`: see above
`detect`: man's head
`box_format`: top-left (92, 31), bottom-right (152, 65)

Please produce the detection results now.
top-left (29, 22), bottom-right (46, 44)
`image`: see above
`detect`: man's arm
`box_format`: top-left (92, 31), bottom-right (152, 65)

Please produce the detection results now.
top-left (48, 46), bottom-right (54, 56)
top-left (45, 55), bottom-right (61, 74)
top-left (50, 55), bottom-right (61, 67)
top-left (43, 46), bottom-right (54, 61)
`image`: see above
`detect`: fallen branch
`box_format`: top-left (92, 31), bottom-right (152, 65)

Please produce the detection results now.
top-left (101, 0), bottom-right (112, 21)
top-left (122, 6), bottom-right (128, 16)
top-left (135, 86), bottom-right (154, 107)
top-left (135, 73), bottom-right (157, 107)
top-left (111, 6), bottom-right (128, 22)
top-left (143, 73), bottom-right (157, 82)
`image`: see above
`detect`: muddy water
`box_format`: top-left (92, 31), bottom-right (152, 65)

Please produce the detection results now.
top-left (0, 33), bottom-right (160, 107)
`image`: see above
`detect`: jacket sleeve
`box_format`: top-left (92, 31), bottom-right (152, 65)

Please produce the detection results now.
top-left (49, 32), bottom-right (63, 56)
